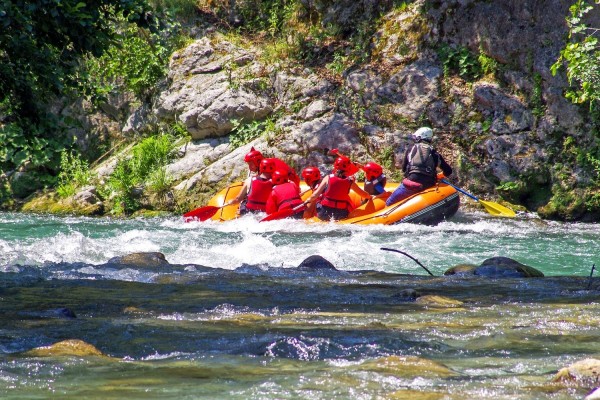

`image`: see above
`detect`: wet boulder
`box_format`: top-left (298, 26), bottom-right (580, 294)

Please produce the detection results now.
top-left (443, 263), bottom-right (478, 276)
top-left (444, 257), bottom-right (544, 278)
top-left (45, 307), bottom-right (77, 319)
top-left (107, 252), bottom-right (170, 268)
top-left (297, 255), bottom-right (337, 271)
top-left (392, 288), bottom-right (419, 301)
top-left (415, 295), bottom-right (464, 308)
top-left (23, 339), bottom-right (105, 357)
top-left (553, 358), bottom-right (600, 388)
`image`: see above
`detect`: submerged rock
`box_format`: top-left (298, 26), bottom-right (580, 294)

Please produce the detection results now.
top-left (553, 358), bottom-right (600, 387)
top-left (415, 295), bottom-right (463, 308)
top-left (46, 307), bottom-right (77, 319)
top-left (355, 355), bottom-right (458, 378)
top-left (443, 264), bottom-right (478, 276)
top-left (297, 255), bottom-right (337, 271)
top-left (444, 257), bottom-right (544, 278)
top-left (392, 288), bottom-right (419, 301)
top-left (23, 339), bottom-right (105, 357)
top-left (107, 252), bottom-right (170, 268)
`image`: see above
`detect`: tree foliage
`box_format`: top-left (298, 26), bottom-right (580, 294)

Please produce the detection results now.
top-left (0, 0), bottom-right (153, 121)
top-left (552, 0), bottom-right (600, 109)
top-left (0, 0), bottom-right (154, 181)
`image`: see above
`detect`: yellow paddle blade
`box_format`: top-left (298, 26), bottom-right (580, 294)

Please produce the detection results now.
top-left (479, 200), bottom-right (516, 218)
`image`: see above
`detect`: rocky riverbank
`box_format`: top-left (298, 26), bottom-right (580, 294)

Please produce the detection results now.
top-left (14, 0), bottom-right (600, 221)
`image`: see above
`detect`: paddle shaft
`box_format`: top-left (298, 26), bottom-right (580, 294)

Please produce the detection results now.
top-left (441, 179), bottom-right (479, 201)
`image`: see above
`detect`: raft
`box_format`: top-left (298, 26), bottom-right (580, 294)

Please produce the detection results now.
top-left (205, 181), bottom-right (459, 225)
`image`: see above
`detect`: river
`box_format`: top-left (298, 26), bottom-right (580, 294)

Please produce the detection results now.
top-left (1, 209), bottom-right (599, 399)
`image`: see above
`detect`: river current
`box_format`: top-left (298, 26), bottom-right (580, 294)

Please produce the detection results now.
top-left (1, 209), bottom-right (599, 399)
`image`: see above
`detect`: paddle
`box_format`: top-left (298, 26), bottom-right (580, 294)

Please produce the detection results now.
top-left (260, 203), bottom-right (306, 222)
top-left (183, 205), bottom-right (224, 222)
top-left (441, 179), bottom-right (516, 218)
top-left (328, 148), bottom-right (362, 174)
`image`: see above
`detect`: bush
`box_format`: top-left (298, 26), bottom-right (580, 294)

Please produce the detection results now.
top-left (57, 151), bottom-right (93, 198)
top-left (103, 133), bottom-right (178, 214)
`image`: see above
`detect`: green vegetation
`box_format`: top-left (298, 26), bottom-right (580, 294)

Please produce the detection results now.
top-left (230, 117), bottom-right (281, 149)
top-left (478, 47), bottom-right (499, 77)
top-left (84, 11), bottom-right (185, 103)
top-left (57, 152), bottom-right (93, 198)
top-left (438, 44), bottom-right (482, 80)
top-left (0, 0), bottom-right (154, 172)
top-left (0, 0), bottom-right (185, 204)
top-left (552, 0), bottom-right (600, 111)
top-left (102, 133), bottom-right (179, 215)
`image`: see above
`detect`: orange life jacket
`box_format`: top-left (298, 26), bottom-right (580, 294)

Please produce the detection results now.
top-left (321, 174), bottom-right (352, 210)
top-left (246, 177), bottom-right (273, 211)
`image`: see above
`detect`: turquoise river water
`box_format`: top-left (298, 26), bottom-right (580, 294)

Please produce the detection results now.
top-left (1, 209), bottom-right (600, 399)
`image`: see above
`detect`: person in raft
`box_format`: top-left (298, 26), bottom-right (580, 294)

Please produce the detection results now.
top-left (301, 167), bottom-right (322, 190)
top-left (225, 157), bottom-right (276, 214)
top-left (385, 127), bottom-right (452, 206)
top-left (304, 155), bottom-right (371, 221)
top-left (265, 169), bottom-right (304, 219)
top-left (362, 161), bottom-right (387, 196)
top-left (243, 147), bottom-right (300, 186)
top-left (300, 166), bottom-right (323, 218)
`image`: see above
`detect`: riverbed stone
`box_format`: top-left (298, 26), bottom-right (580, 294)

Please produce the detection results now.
top-left (107, 252), bottom-right (170, 268)
top-left (415, 295), bottom-right (464, 307)
top-left (355, 355), bottom-right (457, 378)
top-left (444, 257), bottom-right (544, 278)
top-left (553, 358), bottom-right (600, 387)
top-left (297, 255), bottom-right (337, 271)
top-left (443, 264), bottom-right (478, 276)
top-left (24, 339), bottom-right (105, 357)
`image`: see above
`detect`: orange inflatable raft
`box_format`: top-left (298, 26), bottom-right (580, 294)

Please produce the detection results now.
top-left (205, 181), bottom-right (459, 225)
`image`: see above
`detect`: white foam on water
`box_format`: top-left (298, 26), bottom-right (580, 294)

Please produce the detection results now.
top-left (2, 211), bottom-right (600, 277)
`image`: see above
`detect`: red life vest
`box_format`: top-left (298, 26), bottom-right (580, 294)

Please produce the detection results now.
top-left (321, 174), bottom-right (352, 210)
top-left (246, 177), bottom-right (273, 211)
top-left (267, 182), bottom-right (303, 214)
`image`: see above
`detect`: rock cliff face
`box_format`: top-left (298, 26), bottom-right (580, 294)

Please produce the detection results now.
top-left (72, 0), bottom-right (600, 218)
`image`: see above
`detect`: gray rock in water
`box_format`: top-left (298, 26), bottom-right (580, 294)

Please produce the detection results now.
top-left (107, 252), bottom-right (170, 268)
top-left (297, 255), bottom-right (337, 271)
top-left (476, 257), bottom-right (544, 278)
top-left (444, 257), bottom-right (544, 278)
top-left (392, 288), bottom-right (419, 301)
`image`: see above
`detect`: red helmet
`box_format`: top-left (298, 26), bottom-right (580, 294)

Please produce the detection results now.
top-left (333, 156), bottom-right (352, 173)
top-left (259, 158), bottom-right (277, 174)
top-left (271, 169), bottom-right (289, 185)
top-left (301, 167), bottom-right (321, 187)
top-left (244, 147), bottom-right (264, 165)
top-left (363, 162), bottom-right (383, 181)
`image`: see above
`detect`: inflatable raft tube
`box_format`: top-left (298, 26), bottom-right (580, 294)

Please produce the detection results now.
top-left (204, 181), bottom-right (459, 225)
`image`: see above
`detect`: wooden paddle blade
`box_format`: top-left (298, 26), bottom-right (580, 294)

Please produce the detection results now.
top-left (480, 200), bottom-right (516, 218)
top-left (183, 205), bottom-right (220, 222)
top-left (260, 205), bottom-right (305, 222)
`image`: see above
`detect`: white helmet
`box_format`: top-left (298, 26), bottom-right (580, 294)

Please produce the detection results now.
top-left (413, 127), bottom-right (433, 142)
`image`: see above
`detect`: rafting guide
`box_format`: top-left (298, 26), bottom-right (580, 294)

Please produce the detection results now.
top-left (386, 127), bottom-right (453, 207)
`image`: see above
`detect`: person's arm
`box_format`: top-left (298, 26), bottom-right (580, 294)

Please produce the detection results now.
top-left (437, 153), bottom-right (453, 177)
top-left (401, 148), bottom-right (411, 174)
top-left (225, 177), bottom-right (250, 206)
top-left (305, 175), bottom-right (329, 204)
top-left (351, 181), bottom-right (371, 200)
